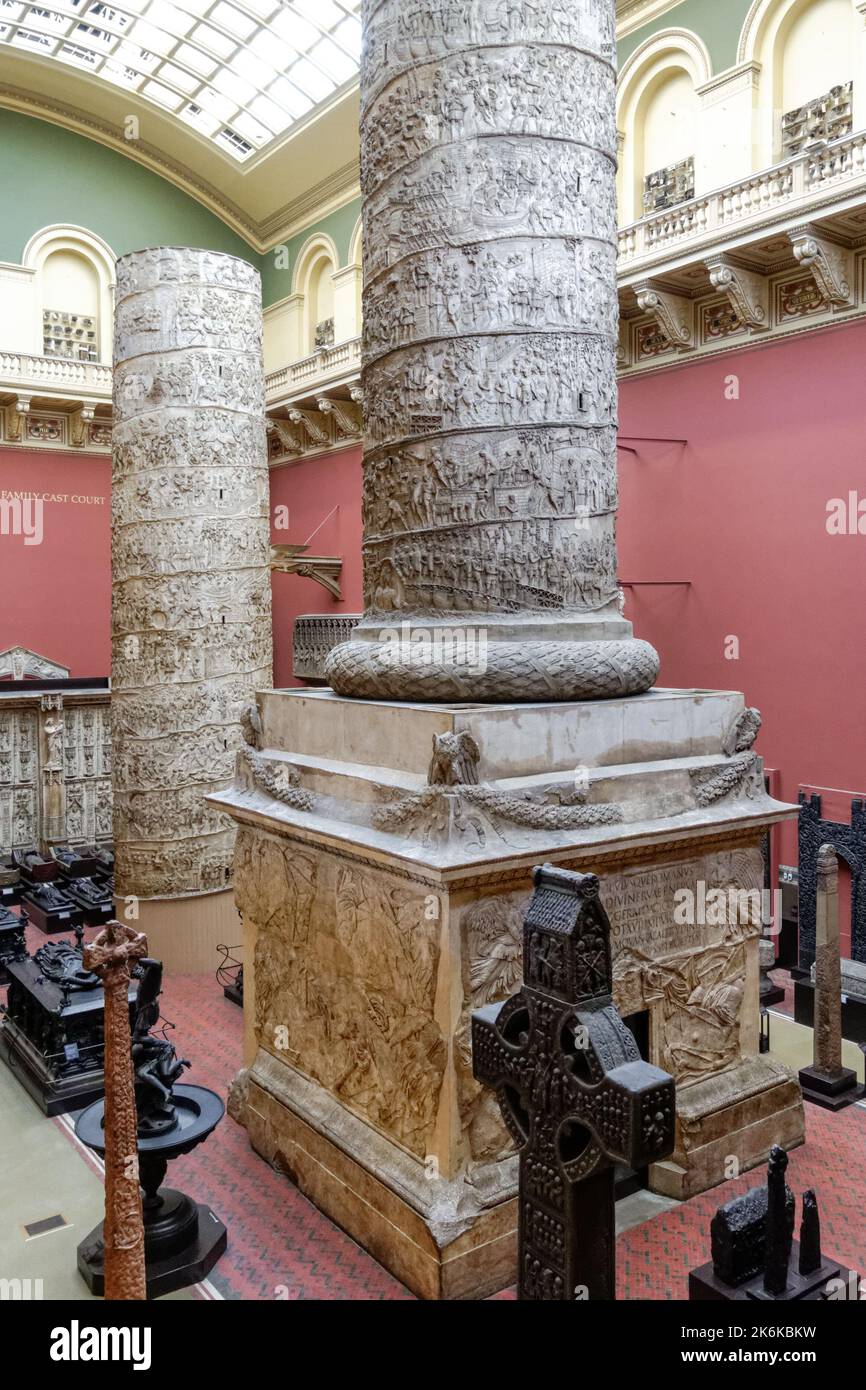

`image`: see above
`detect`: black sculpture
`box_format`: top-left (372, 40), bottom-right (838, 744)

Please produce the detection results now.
top-left (764, 1145), bottom-right (794, 1295)
top-left (472, 864), bottom-right (676, 1300)
top-left (691, 1146), bottom-right (851, 1300)
top-left (131, 959), bottom-right (190, 1136)
top-left (34, 927), bottom-right (99, 993)
top-left (19, 876), bottom-right (83, 933)
top-left (216, 942), bottom-right (244, 1007)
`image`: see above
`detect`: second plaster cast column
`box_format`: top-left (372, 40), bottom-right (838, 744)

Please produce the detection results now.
top-left (327, 0), bottom-right (658, 700)
top-left (112, 248), bottom-right (272, 960)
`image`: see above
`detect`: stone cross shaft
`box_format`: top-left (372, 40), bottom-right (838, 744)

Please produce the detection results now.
top-left (814, 843), bottom-right (842, 1075)
top-left (472, 865), bottom-right (675, 1300)
top-left (83, 921), bottom-right (149, 1301)
top-left (326, 0), bottom-right (659, 701)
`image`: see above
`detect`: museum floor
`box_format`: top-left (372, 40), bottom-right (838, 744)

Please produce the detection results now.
top-left (2, 926), bottom-right (865, 1302)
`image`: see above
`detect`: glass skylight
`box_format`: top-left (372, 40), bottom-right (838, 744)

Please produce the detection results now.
top-left (0, 0), bottom-right (362, 160)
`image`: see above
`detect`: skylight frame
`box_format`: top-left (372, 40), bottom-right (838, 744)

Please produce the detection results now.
top-left (1, 0), bottom-right (361, 162)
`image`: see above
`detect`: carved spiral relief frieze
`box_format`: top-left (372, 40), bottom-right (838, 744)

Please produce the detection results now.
top-left (112, 247), bottom-right (272, 898)
top-left (327, 0), bottom-right (659, 699)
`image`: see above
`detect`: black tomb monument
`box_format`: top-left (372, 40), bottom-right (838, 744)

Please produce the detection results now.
top-left (0, 924), bottom-right (138, 1114)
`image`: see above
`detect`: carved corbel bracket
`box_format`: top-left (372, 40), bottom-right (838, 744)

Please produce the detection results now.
top-left (267, 417), bottom-right (305, 456)
top-left (788, 228), bottom-right (854, 309)
top-left (69, 404), bottom-right (96, 447)
top-left (704, 257), bottom-right (769, 331)
top-left (271, 544), bottom-right (343, 600)
top-left (317, 396), bottom-right (362, 439)
top-left (349, 385), bottom-right (363, 406)
top-left (4, 395), bottom-right (32, 441)
top-left (634, 283), bottom-right (694, 351)
top-left (288, 407), bottom-right (331, 448)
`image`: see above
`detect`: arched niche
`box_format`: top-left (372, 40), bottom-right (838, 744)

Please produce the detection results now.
top-left (617, 32), bottom-right (711, 224)
top-left (23, 225), bottom-right (116, 364)
top-left (739, 0), bottom-right (857, 165)
top-left (292, 233), bottom-right (339, 354)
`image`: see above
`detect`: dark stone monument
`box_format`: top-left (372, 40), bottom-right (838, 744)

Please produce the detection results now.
top-left (0, 905), bottom-right (27, 985)
top-left (690, 1146), bottom-right (853, 1300)
top-left (0, 924), bottom-right (138, 1113)
top-left (0, 856), bottom-right (22, 909)
top-left (797, 793), bottom-right (866, 966)
top-left (76, 957), bottom-right (226, 1299)
top-left (472, 864), bottom-right (676, 1300)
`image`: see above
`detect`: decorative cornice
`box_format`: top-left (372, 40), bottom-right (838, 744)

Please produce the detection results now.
top-left (616, 0), bottom-right (691, 41)
top-left (258, 163), bottom-right (361, 248)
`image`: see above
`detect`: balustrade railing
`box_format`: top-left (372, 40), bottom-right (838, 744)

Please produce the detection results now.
top-left (618, 130), bottom-right (866, 270)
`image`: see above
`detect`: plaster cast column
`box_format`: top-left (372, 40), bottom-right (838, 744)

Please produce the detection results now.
top-left (112, 248), bottom-right (272, 957)
top-left (326, 0), bottom-right (658, 701)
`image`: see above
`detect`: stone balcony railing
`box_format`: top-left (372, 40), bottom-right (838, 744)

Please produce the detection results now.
top-left (618, 128), bottom-right (866, 279)
top-left (0, 350), bottom-right (113, 399)
top-left (265, 335), bottom-right (362, 405)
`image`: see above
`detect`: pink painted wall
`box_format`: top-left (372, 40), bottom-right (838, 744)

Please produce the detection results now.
top-left (617, 317), bottom-right (866, 955)
top-left (0, 448), bottom-right (111, 677)
top-left (269, 445), bottom-right (364, 687)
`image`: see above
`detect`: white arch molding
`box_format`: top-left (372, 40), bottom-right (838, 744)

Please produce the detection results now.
top-left (738, 0), bottom-right (861, 165)
top-left (617, 30), bottom-right (713, 224)
top-left (22, 224), bottom-right (116, 364)
top-left (292, 231), bottom-right (339, 353)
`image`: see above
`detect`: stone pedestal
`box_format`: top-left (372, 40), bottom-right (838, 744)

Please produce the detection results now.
top-left (210, 686), bottom-right (804, 1299)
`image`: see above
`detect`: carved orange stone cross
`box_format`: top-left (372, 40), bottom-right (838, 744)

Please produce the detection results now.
top-left (84, 920), bottom-right (148, 1301)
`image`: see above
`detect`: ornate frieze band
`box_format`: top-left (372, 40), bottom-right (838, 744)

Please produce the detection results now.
top-left (111, 247), bottom-right (273, 898)
top-left (326, 0), bottom-right (658, 701)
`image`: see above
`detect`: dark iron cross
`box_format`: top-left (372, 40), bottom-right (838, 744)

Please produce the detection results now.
top-left (472, 864), bottom-right (676, 1300)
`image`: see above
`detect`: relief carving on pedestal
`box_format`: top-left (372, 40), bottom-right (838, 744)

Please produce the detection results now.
top-left (236, 828), bottom-right (446, 1157)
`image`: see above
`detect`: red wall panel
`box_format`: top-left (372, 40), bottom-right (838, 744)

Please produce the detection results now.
top-left (269, 444), bottom-right (363, 687)
top-left (0, 448), bottom-right (111, 677)
top-left (617, 317), bottom-right (866, 873)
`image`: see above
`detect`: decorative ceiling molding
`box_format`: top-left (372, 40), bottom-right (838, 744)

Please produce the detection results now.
top-left (616, 0), bottom-right (691, 41)
top-left (0, 83), bottom-right (261, 248)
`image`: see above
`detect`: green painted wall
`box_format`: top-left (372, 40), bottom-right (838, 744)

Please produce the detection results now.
top-left (0, 109), bottom-right (260, 271)
top-left (259, 196), bottom-right (362, 306)
top-left (617, 0), bottom-right (756, 75)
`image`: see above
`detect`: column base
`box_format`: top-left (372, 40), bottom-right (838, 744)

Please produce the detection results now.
top-left (113, 889), bottom-right (239, 974)
top-left (797, 1064), bottom-right (865, 1111)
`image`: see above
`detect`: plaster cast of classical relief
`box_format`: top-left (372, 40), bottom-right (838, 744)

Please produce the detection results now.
top-left (0, 693), bottom-right (111, 852)
top-left (428, 731), bottom-right (480, 786)
top-left (690, 753), bottom-right (763, 807)
top-left (325, 0), bottom-right (658, 701)
top-left (235, 826), bottom-right (447, 1157)
top-left (112, 247), bottom-right (272, 899)
top-left (722, 706), bottom-right (762, 757)
top-left (788, 228), bottom-right (854, 309)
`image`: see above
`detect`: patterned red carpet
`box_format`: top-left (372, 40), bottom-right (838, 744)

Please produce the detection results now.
top-left (5, 920), bottom-right (866, 1300)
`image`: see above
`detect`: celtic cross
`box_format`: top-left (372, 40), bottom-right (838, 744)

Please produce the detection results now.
top-left (472, 865), bottom-right (676, 1300)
